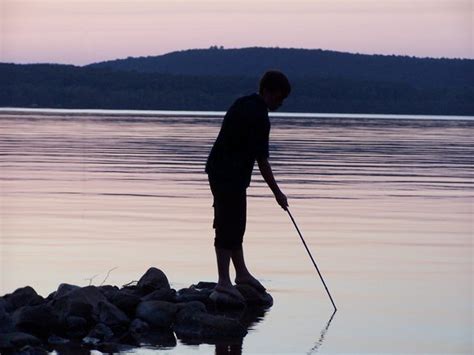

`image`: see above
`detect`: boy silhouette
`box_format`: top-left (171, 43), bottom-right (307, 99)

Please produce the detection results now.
top-left (205, 70), bottom-right (291, 300)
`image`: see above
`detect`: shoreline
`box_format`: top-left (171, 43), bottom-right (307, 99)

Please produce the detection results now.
top-left (1, 107), bottom-right (473, 121)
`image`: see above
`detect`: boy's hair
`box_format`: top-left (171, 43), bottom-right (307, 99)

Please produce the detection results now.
top-left (259, 70), bottom-right (291, 97)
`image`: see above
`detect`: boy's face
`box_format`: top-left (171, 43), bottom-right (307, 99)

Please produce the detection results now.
top-left (265, 90), bottom-right (287, 112)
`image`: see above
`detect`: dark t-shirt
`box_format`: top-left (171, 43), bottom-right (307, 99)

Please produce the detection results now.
top-left (205, 93), bottom-right (270, 189)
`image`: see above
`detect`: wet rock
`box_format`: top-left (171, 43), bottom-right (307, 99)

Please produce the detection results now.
top-left (11, 304), bottom-right (60, 337)
top-left (0, 332), bottom-right (42, 349)
top-left (235, 284), bottom-right (273, 307)
top-left (137, 267), bottom-right (170, 293)
top-left (3, 286), bottom-right (44, 313)
top-left (135, 301), bottom-right (178, 328)
top-left (0, 267), bottom-right (273, 352)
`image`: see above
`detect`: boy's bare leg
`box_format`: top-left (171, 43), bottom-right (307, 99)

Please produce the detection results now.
top-left (232, 248), bottom-right (266, 292)
top-left (214, 247), bottom-right (244, 299)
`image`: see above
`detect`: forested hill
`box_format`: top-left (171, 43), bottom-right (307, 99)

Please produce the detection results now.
top-left (1, 47), bottom-right (473, 115)
top-left (87, 47), bottom-right (473, 89)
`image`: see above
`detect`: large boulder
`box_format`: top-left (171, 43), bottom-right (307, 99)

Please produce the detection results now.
top-left (135, 301), bottom-right (178, 328)
top-left (11, 304), bottom-right (60, 337)
top-left (2, 286), bottom-right (44, 312)
top-left (48, 285), bottom-right (107, 324)
top-left (137, 267), bottom-right (170, 293)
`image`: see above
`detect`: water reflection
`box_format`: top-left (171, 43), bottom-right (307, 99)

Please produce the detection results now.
top-left (0, 113), bottom-right (472, 354)
top-left (307, 310), bottom-right (337, 354)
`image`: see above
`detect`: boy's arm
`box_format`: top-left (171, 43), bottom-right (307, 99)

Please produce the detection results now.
top-left (257, 157), bottom-right (288, 210)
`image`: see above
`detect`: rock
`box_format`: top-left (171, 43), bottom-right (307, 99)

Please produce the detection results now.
top-left (0, 332), bottom-right (42, 349)
top-left (135, 301), bottom-right (178, 328)
top-left (208, 291), bottom-right (246, 308)
top-left (48, 285), bottom-right (107, 323)
top-left (16, 344), bottom-right (49, 354)
top-left (129, 318), bottom-right (149, 335)
top-left (47, 334), bottom-right (69, 345)
top-left (0, 303), bottom-right (15, 333)
top-left (53, 283), bottom-right (80, 300)
top-left (194, 281), bottom-right (217, 289)
top-left (137, 267), bottom-right (170, 293)
top-left (98, 285), bottom-right (120, 304)
top-left (110, 290), bottom-right (142, 317)
top-left (3, 286), bottom-right (44, 312)
top-left (141, 288), bottom-right (176, 302)
top-left (84, 322), bottom-right (114, 342)
top-left (65, 315), bottom-right (88, 339)
top-left (235, 284), bottom-right (273, 307)
top-left (174, 306), bottom-right (246, 340)
top-left (97, 300), bottom-right (130, 332)
top-left (11, 304), bottom-right (60, 337)
top-left (175, 286), bottom-right (213, 303)
top-left (0, 297), bottom-right (7, 311)
top-left (176, 301), bottom-right (207, 313)
top-left (82, 336), bottom-right (100, 346)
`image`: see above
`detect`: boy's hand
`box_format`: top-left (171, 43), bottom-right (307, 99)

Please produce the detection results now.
top-left (274, 190), bottom-right (288, 210)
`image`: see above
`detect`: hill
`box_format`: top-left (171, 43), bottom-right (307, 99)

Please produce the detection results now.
top-left (87, 47), bottom-right (473, 89)
top-left (1, 47), bottom-right (473, 115)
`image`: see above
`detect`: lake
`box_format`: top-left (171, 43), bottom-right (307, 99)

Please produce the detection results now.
top-left (0, 110), bottom-right (472, 354)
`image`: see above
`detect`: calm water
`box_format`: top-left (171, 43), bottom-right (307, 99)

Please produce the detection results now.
top-left (0, 111), bottom-right (472, 354)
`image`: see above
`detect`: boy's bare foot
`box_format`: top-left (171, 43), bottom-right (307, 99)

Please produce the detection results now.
top-left (214, 284), bottom-right (244, 301)
top-left (235, 274), bottom-right (266, 293)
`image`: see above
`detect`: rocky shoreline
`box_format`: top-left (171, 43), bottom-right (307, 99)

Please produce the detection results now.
top-left (0, 267), bottom-right (273, 354)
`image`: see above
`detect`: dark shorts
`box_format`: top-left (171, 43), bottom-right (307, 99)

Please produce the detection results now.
top-left (209, 178), bottom-right (247, 251)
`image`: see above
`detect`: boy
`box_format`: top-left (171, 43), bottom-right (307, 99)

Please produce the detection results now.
top-left (205, 70), bottom-right (291, 300)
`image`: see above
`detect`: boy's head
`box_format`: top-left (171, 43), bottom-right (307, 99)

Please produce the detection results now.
top-left (259, 70), bottom-right (291, 111)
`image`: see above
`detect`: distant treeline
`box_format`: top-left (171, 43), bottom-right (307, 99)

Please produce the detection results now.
top-left (1, 47), bottom-right (473, 115)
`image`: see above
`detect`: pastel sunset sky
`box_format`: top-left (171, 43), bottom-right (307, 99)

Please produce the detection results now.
top-left (1, 0), bottom-right (472, 65)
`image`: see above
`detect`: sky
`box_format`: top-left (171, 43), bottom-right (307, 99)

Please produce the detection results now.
top-left (0, 0), bottom-right (472, 65)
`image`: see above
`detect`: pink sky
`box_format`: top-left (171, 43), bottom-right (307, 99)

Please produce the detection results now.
top-left (1, 0), bottom-right (472, 65)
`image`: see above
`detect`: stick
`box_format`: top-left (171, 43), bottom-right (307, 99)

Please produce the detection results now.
top-left (286, 208), bottom-right (337, 312)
